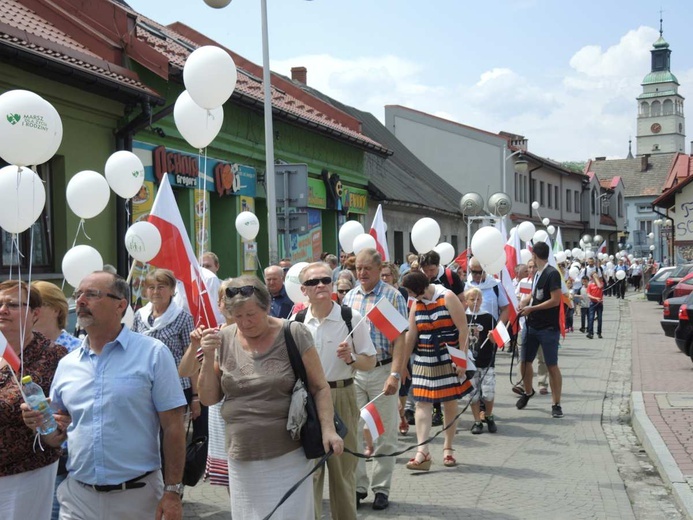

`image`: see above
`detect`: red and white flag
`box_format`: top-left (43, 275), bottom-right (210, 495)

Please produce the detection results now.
top-left (148, 175), bottom-right (219, 329)
top-left (519, 280), bottom-right (532, 294)
top-left (369, 204), bottom-right (389, 261)
top-left (505, 225), bottom-right (523, 276)
top-left (598, 240), bottom-right (607, 255)
top-left (367, 297), bottom-right (409, 341)
top-left (490, 321), bottom-right (511, 347)
top-left (500, 266), bottom-right (520, 334)
top-left (0, 332), bottom-right (20, 372)
top-left (360, 401), bottom-right (385, 441)
top-left (446, 345), bottom-right (476, 372)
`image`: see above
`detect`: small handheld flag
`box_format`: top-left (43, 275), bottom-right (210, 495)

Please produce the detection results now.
top-left (0, 332), bottom-right (20, 372)
top-left (519, 280), bottom-right (532, 294)
top-left (367, 298), bottom-right (409, 342)
top-left (360, 401), bottom-right (385, 441)
top-left (490, 321), bottom-right (511, 347)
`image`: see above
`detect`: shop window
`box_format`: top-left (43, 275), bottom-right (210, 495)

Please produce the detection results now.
top-left (1, 161), bottom-right (54, 274)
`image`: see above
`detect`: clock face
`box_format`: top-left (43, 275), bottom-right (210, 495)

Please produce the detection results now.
top-left (651, 123), bottom-right (662, 133)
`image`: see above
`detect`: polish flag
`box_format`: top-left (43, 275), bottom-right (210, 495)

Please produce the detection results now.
top-left (148, 175), bottom-right (219, 329)
top-left (490, 321), bottom-right (511, 347)
top-left (453, 249), bottom-right (468, 274)
top-left (505, 223), bottom-right (522, 276)
top-left (500, 266), bottom-right (520, 334)
top-left (367, 298), bottom-right (409, 341)
top-left (360, 401), bottom-right (385, 441)
top-left (446, 345), bottom-right (477, 372)
top-left (598, 240), bottom-right (607, 255)
top-left (368, 204), bottom-right (389, 261)
top-left (519, 280), bottom-right (532, 294)
top-left (0, 332), bottom-right (20, 372)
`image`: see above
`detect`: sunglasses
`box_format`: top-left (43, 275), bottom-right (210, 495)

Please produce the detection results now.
top-left (225, 286), bottom-right (256, 298)
top-left (303, 276), bottom-right (332, 287)
top-left (337, 289), bottom-right (350, 294)
top-left (470, 270), bottom-right (483, 275)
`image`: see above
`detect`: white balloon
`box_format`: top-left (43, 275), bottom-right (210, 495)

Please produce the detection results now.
top-left (482, 256), bottom-right (506, 276)
top-left (105, 151), bottom-right (145, 199)
top-left (0, 90), bottom-right (62, 167)
top-left (411, 218), bottom-right (441, 253)
top-left (0, 165), bottom-right (46, 233)
top-left (338, 221), bottom-right (364, 253)
top-left (572, 247), bottom-right (581, 258)
top-left (555, 251), bottom-right (566, 264)
top-left (434, 242), bottom-right (455, 265)
top-left (121, 304), bottom-right (135, 328)
top-left (62, 245), bottom-right (103, 288)
top-left (569, 266), bottom-right (580, 281)
top-left (585, 250), bottom-right (595, 259)
top-left (593, 234), bottom-right (604, 244)
top-left (531, 201), bottom-right (540, 210)
top-left (609, 255), bottom-right (614, 260)
top-left (606, 261), bottom-right (614, 269)
top-left (125, 221), bottom-right (162, 263)
top-left (520, 249), bottom-right (532, 264)
top-left (547, 225), bottom-right (556, 235)
top-left (66, 170), bottom-right (110, 219)
top-left (576, 250), bottom-right (585, 261)
top-left (284, 262), bottom-right (309, 304)
top-left (628, 254), bottom-right (634, 261)
top-left (542, 218), bottom-right (550, 226)
top-left (650, 244), bottom-right (656, 251)
top-left (471, 226), bottom-right (505, 265)
top-left (579, 239), bottom-right (585, 249)
top-left (517, 221), bottom-right (536, 242)
top-left (235, 211), bottom-right (260, 240)
top-left (183, 46), bottom-right (238, 109)
top-left (173, 91), bottom-right (224, 149)
top-left (353, 233), bottom-right (376, 254)
top-left (616, 270), bottom-right (626, 281)
top-left (565, 249), bottom-right (572, 258)
top-left (533, 230), bottom-right (549, 244)
top-left (571, 262), bottom-right (581, 270)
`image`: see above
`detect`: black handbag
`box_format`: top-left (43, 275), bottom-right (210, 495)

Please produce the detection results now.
top-left (182, 419), bottom-right (208, 487)
top-left (283, 321), bottom-right (348, 459)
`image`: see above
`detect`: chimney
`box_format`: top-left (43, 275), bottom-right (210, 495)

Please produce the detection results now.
top-left (291, 66), bottom-right (307, 85)
top-left (641, 154), bottom-right (650, 172)
top-left (595, 157), bottom-right (606, 161)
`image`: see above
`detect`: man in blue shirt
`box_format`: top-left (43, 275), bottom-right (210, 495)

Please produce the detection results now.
top-left (264, 265), bottom-right (294, 318)
top-left (23, 272), bottom-right (187, 520)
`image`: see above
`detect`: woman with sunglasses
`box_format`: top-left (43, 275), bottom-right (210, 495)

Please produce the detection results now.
top-left (335, 278), bottom-right (353, 304)
top-left (400, 271), bottom-right (472, 470)
top-left (197, 276), bottom-right (343, 519)
top-left (0, 281), bottom-right (67, 520)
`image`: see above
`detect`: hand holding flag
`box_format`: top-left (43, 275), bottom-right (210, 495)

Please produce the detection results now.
top-left (360, 395), bottom-right (385, 441)
top-left (367, 298), bottom-right (409, 341)
top-left (490, 321), bottom-right (511, 347)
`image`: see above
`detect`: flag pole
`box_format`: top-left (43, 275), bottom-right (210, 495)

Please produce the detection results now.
top-left (340, 314), bottom-right (369, 343)
top-left (360, 391), bottom-right (385, 410)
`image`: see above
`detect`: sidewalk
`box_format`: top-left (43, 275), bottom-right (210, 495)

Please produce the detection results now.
top-left (629, 293), bottom-right (693, 517)
top-left (182, 296), bottom-right (676, 519)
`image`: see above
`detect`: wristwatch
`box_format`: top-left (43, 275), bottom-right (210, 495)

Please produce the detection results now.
top-left (164, 483), bottom-right (185, 497)
top-left (390, 372), bottom-right (401, 381)
top-left (346, 352), bottom-right (356, 365)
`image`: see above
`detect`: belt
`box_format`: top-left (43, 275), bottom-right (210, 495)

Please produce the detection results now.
top-left (77, 471), bottom-right (153, 492)
top-left (328, 378), bottom-right (353, 389)
top-left (375, 358), bottom-right (393, 368)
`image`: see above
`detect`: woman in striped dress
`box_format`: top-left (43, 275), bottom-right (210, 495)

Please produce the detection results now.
top-left (401, 270), bottom-right (472, 470)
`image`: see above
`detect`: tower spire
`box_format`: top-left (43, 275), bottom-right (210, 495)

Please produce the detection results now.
top-left (660, 8), bottom-right (664, 37)
top-left (627, 137), bottom-right (634, 159)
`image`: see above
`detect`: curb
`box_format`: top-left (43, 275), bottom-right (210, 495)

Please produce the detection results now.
top-left (631, 391), bottom-right (693, 518)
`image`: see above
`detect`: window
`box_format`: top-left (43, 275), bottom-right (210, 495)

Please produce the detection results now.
top-left (591, 188), bottom-right (597, 214)
top-left (523, 176), bottom-right (528, 203)
top-left (574, 191), bottom-right (580, 214)
top-left (540, 181), bottom-right (545, 205)
top-left (566, 189), bottom-right (572, 212)
top-left (547, 183), bottom-right (552, 208)
top-left (394, 231), bottom-right (404, 264)
top-left (617, 194), bottom-right (623, 218)
top-left (1, 161), bottom-right (54, 274)
top-left (554, 186), bottom-right (559, 210)
top-left (530, 179), bottom-right (537, 203)
top-left (514, 172), bottom-right (519, 201)
top-left (450, 234), bottom-right (458, 254)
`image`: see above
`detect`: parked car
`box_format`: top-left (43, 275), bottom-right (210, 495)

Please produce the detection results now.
top-left (660, 264), bottom-right (693, 302)
top-left (672, 272), bottom-right (693, 298)
top-left (675, 292), bottom-right (693, 357)
top-left (661, 296), bottom-right (686, 337)
top-left (646, 266), bottom-right (676, 302)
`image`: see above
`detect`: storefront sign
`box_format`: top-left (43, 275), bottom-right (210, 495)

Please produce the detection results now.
top-left (342, 186), bottom-right (369, 215)
top-left (675, 181), bottom-right (693, 241)
top-left (308, 178), bottom-right (327, 209)
top-left (215, 163), bottom-right (257, 198)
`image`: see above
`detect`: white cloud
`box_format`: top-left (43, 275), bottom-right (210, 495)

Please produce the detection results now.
top-left (271, 26), bottom-right (692, 161)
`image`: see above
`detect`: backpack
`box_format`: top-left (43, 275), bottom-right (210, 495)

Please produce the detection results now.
top-left (444, 267), bottom-right (454, 287)
top-left (294, 305), bottom-right (353, 335)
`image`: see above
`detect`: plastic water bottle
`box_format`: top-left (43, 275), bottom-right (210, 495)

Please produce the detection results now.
top-left (22, 375), bottom-right (57, 435)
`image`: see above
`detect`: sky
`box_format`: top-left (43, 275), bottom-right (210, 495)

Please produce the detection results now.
top-left (126, 0), bottom-right (693, 163)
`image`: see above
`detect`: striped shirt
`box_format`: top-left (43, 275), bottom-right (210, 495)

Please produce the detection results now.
top-left (342, 280), bottom-right (407, 362)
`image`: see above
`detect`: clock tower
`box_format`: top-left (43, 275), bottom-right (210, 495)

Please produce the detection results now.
top-left (636, 22), bottom-right (685, 156)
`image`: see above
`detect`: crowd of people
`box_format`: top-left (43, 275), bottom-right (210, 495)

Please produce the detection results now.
top-left (0, 242), bottom-right (644, 520)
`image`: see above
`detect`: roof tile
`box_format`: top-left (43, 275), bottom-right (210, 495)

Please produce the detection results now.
top-left (586, 154), bottom-right (676, 198)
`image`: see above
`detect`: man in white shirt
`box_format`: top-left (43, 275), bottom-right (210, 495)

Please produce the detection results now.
top-left (294, 262), bottom-right (376, 520)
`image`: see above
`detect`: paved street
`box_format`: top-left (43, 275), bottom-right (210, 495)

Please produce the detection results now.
top-left (183, 295), bottom-right (684, 519)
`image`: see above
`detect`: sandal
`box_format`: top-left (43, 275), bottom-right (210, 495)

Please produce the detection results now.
top-left (443, 447), bottom-right (457, 467)
top-left (406, 451), bottom-right (432, 471)
top-left (399, 416), bottom-right (409, 435)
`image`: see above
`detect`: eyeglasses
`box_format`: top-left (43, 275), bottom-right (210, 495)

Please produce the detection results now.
top-left (302, 277), bottom-right (332, 287)
top-left (225, 286), bottom-right (256, 298)
top-left (470, 270), bottom-right (483, 275)
top-left (0, 300), bottom-right (28, 310)
top-left (73, 290), bottom-right (123, 301)
top-left (337, 289), bottom-right (350, 294)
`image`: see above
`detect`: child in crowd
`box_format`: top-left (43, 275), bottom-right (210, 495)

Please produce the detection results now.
top-left (576, 276), bottom-right (590, 333)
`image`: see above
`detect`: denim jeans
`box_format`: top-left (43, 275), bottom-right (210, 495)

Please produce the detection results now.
top-left (588, 302), bottom-right (603, 335)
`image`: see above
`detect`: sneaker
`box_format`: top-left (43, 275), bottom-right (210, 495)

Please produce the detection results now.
top-left (404, 409), bottom-right (415, 426)
top-left (586, 334), bottom-right (593, 339)
top-left (484, 414), bottom-right (497, 433)
top-left (579, 327), bottom-right (585, 333)
top-left (471, 421), bottom-right (483, 434)
top-left (552, 404), bottom-right (564, 418)
top-left (598, 334), bottom-right (603, 339)
top-left (432, 409), bottom-right (443, 427)
top-left (516, 390), bottom-right (535, 409)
